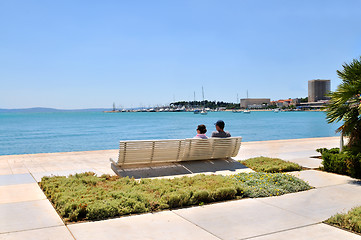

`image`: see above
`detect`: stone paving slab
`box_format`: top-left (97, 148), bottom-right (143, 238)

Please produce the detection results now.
top-left (68, 211), bottom-right (220, 240)
top-left (0, 183), bottom-right (46, 204)
top-left (236, 137), bottom-right (339, 165)
top-left (290, 170), bottom-right (360, 188)
top-left (258, 184), bottom-right (361, 222)
top-left (283, 157), bottom-right (322, 169)
top-left (249, 223), bottom-right (361, 240)
top-left (0, 173), bottom-right (35, 186)
top-left (0, 226), bottom-right (74, 240)
top-left (91, 167), bottom-right (115, 176)
top-left (0, 199), bottom-right (64, 234)
top-left (0, 167), bottom-right (12, 176)
top-left (0, 149), bottom-right (118, 177)
top-left (173, 198), bottom-right (315, 240)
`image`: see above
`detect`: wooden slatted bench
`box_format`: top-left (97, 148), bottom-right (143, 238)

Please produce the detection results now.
top-left (110, 137), bottom-right (242, 169)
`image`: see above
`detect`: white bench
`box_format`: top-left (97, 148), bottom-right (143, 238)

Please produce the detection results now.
top-left (110, 137), bottom-right (242, 168)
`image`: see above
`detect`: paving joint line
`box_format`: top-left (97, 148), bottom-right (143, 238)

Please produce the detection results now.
top-left (239, 222), bottom-right (321, 240)
top-left (171, 210), bottom-right (224, 240)
top-left (6, 159), bottom-right (15, 175)
top-left (0, 224), bottom-right (65, 235)
top-left (313, 182), bottom-right (361, 189)
top-left (0, 197), bottom-right (48, 205)
top-left (65, 225), bottom-right (77, 240)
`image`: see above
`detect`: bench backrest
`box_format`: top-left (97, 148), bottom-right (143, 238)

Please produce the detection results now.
top-left (116, 137), bottom-right (242, 167)
top-left (117, 139), bottom-right (184, 166)
top-left (182, 137), bottom-right (242, 161)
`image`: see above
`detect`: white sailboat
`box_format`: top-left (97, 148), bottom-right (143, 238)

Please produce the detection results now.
top-left (201, 86), bottom-right (207, 115)
top-left (193, 91), bottom-right (201, 114)
top-left (233, 93), bottom-right (242, 113)
top-left (243, 91), bottom-right (251, 113)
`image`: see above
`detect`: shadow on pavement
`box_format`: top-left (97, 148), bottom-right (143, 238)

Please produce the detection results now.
top-left (111, 159), bottom-right (248, 179)
top-left (348, 179), bottom-right (361, 186)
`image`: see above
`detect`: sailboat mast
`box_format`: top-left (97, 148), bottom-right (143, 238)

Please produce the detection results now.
top-left (202, 86), bottom-right (205, 101)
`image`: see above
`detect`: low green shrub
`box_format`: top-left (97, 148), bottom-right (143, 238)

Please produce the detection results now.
top-left (240, 157), bottom-right (302, 173)
top-left (230, 172), bottom-right (311, 198)
top-left (40, 172), bottom-right (311, 222)
top-left (317, 148), bottom-right (361, 178)
top-left (326, 206), bottom-right (361, 234)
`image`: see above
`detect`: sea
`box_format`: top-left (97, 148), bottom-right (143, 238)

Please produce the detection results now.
top-left (0, 111), bottom-right (341, 156)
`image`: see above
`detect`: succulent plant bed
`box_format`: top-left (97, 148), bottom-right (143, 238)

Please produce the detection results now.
top-left (40, 172), bottom-right (311, 223)
top-left (325, 206), bottom-right (361, 234)
top-left (240, 156), bottom-right (302, 173)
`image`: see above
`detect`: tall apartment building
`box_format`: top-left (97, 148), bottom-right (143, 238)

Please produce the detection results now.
top-left (308, 79), bottom-right (331, 102)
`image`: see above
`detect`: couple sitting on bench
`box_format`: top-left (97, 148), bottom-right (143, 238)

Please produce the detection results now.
top-left (194, 120), bottom-right (231, 139)
top-left (111, 120), bottom-right (241, 169)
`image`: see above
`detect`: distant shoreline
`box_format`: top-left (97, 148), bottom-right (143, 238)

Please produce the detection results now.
top-left (103, 109), bottom-right (326, 113)
top-left (0, 108), bottom-right (326, 114)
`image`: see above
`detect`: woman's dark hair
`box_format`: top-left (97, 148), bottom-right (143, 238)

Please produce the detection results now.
top-left (197, 124), bottom-right (207, 134)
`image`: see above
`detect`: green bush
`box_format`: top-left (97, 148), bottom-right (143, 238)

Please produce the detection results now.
top-left (326, 206), bottom-right (361, 234)
top-left (317, 148), bottom-right (361, 178)
top-left (40, 172), bottom-right (310, 222)
top-left (241, 157), bottom-right (302, 173)
top-left (316, 147), bottom-right (340, 155)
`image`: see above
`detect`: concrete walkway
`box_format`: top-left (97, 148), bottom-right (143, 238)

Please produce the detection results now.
top-left (1, 137), bottom-right (361, 239)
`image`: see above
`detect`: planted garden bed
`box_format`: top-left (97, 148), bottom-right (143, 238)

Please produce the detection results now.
top-left (326, 206), bottom-right (361, 234)
top-left (40, 172), bottom-right (311, 223)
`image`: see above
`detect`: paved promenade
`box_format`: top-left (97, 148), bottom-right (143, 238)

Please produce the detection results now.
top-left (1, 137), bottom-right (361, 239)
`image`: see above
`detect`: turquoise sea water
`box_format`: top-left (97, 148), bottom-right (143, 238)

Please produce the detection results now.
top-left (0, 111), bottom-right (341, 156)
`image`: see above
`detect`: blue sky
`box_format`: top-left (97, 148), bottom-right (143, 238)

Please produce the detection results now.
top-left (1, 0), bottom-right (361, 109)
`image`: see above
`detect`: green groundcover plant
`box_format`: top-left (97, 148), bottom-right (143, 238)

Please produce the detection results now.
top-left (326, 206), bottom-right (361, 234)
top-left (240, 157), bottom-right (302, 173)
top-left (40, 172), bottom-right (311, 222)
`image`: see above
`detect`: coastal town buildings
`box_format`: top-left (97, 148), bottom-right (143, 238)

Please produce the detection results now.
top-left (239, 98), bottom-right (271, 108)
top-left (108, 79), bottom-right (332, 111)
top-left (271, 98), bottom-right (295, 108)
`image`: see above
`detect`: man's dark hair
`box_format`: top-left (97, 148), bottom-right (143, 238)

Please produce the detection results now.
top-left (215, 120), bottom-right (225, 129)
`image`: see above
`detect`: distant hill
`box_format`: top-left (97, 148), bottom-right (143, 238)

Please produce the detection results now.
top-left (0, 107), bottom-right (112, 113)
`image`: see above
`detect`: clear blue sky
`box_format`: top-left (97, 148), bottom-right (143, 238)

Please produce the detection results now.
top-left (1, 0), bottom-right (360, 109)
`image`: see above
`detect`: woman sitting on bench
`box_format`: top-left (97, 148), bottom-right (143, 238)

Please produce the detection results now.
top-left (194, 124), bottom-right (208, 139)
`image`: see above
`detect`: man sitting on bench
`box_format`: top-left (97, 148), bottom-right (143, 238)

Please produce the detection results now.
top-left (211, 120), bottom-right (231, 138)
